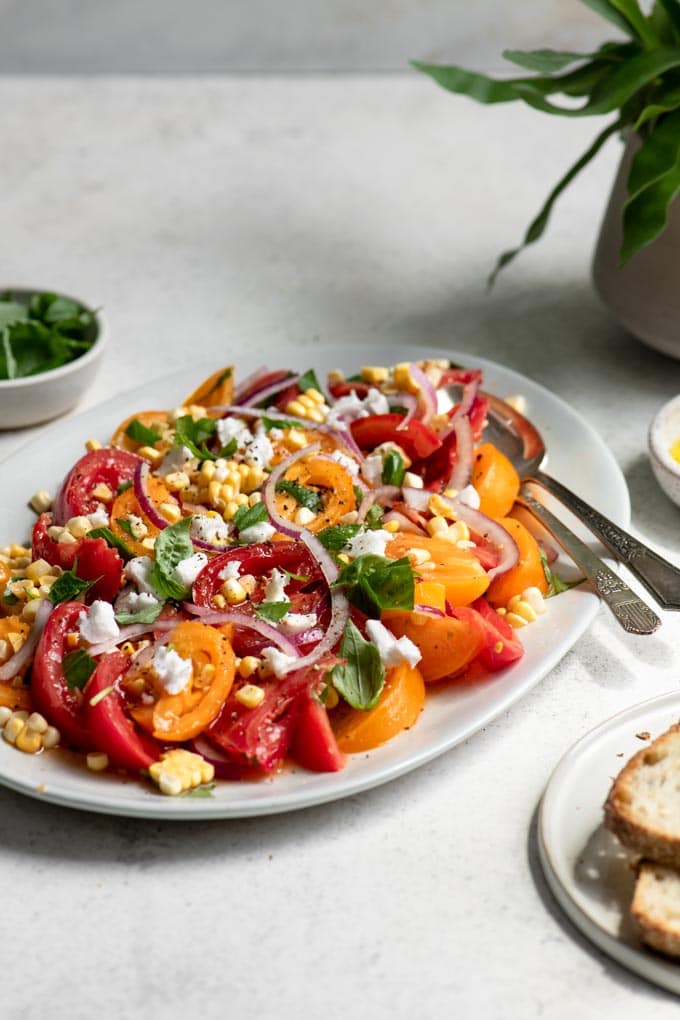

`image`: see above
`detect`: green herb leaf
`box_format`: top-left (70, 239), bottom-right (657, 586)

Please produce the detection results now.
top-left (232, 501), bottom-right (269, 533)
top-left (115, 517), bottom-right (135, 538)
top-left (333, 555), bottom-right (414, 618)
top-left (254, 600), bottom-right (291, 623)
top-left (49, 565), bottom-right (94, 605)
top-left (173, 415), bottom-right (217, 460)
top-left (115, 601), bottom-right (164, 626)
top-left (182, 783), bottom-right (216, 798)
top-left (260, 415), bottom-right (306, 431)
top-left (281, 568), bottom-right (311, 583)
top-left (117, 480), bottom-right (133, 495)
top-left (298, 368), bottom-right (322, 393)
top-left (381, 450), bottom-right (406, 487)
top-left (330, 619), bottom-right (385, 711)
top-left (317, 523), bottom-right (362, 551)
top-left (0, 291), bottom-right (94, 381)
top-left (63, 649), bottom-right (97, 690)
top-left (124, 418), bottom-right (161, 445)
top-left (364, 504), bottom-right (384, 530)
top-left (88, 526), bottom-right (134, 561)
top-left (1, 588), bottom-right (19, 606)
top-left (149, 517), bottom-right (194, 600)
top-left (275, 480), bottom-right (323, 513)
top-left (540, 551), bottom-right (584, 597)
top-left (0, 300), bottom-right (29, 330)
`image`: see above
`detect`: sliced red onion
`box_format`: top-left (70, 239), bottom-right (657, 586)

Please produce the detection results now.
top-left (214, 405), bottom-right (310, 430)
top-left (401, 486), bottom-right (431, 513)
top-left (261, 442), bottom-right (322, 539)
top-left (382, 510), bottom-right (426, 535)
top-left (394, 392), bottom-right (418, 429)
top-left (447, 375), bottom-right (480, 423)
top-left (357, 485), bottom-right (400, 523)
top-left (275, 586), bottom-right (349, 677)
top-left (414, 603), bottom-right (445, 617)
top-left (297, 527), bottom-right (340, 586)
top-left (134, 461), bottom-right (172, 531)
top-left (191, 537), bottom-right (233, 554)
top-left (317, 423), bottom-right (365, 464)
top-left (437, 494), bottom-right (519, 581)
top-left (182, 604), bottom-right (300, 657)
top-left (86, 619), bottom-right (175, 658)
top-left (0, 599), bottom-right (52, 682)
top-left (189, 735), bottom-right (249, 780)
top-left (240, 373), bottom-right (300, 408)
top-left (406, 363), bottom-right (438, 424)
top-left (289, 626), bottom-right (325, 647)
top-left (446, 416), bottom-right (474, 493)
top-left (232, 365), bottom-right (268, 404)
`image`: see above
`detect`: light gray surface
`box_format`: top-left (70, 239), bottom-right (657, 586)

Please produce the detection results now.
top-left (0, 0), bottom-right (611, 72)
top-left (2, 74), bottom-right (680, 1019)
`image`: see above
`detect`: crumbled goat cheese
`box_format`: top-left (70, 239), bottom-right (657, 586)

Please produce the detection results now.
top-left (326, 387), bottom-right (389, 428)
top-left (78, 600), bottom-right (120, 645)
top-left (124, 556), bottom-right (160, 596)
top-left (330, 450), bottom-right (359, 476)
top-left (157, 445), bottom-right (195, 477)
top-left (240, 521), bottom-right (276, 544)
top-left (115, 590), bottom-right (160, 615)
top-left (191, 515), bottom-right (231, 546)
top-left (265, 568), bottom-right (288, 603)
top-left (152, 645), bottom-right (193, 695)
top-left (361, 453), bottom-right (384, 487)
top-left (218, 560), bottom-right (241, 582)
top-left (261, 646), bottom-right (299, 678)
top-left (344, 529), bottom-right (394, 559)
top-left (216, 417), bottom-right (253, 450)
top-left (87, 506), bottom-right (110, 528)
top-left (279, 612), bottom-right (317, 635)
top-left (458, 485), bottom-right (481, 510)
top-left (365, 619), bottom-right (421, 669)
top-left (244, 432), bottom-right (273, 469)
top-left (173, 552), bottom-right (208, 589)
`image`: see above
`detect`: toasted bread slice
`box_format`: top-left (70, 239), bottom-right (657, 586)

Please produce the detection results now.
top-left (632, 861), bottom-right (680, 958)
top-left (604, 723), bottom-right (680, 868)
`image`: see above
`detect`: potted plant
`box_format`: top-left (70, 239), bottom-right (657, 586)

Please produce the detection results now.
top-left (414, 0), bottom-right (680, 357)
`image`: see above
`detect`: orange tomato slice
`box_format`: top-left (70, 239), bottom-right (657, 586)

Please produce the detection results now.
top-left (132, 621), bottom-right (235, 742)
top-left (275, 456), bottom-right (357, 532)
top-left (386, 533), bottom-right (490, 607)
top-left (0, 618), bottom-right (32, 686)
top-left (332, 662), bottom-right (425, 753)
top-left (380, 609), bottom-right (484, 684)
top-left (183, 365), bottom-right (234, 409)
top-left (110, 410), bottom-right (170, 452)
top-left (485, 517), bottom-right (548, 607)
top-left (471, 443), bottom-right (520, 519)
top-left (109, 476), bottom-right (180, 558)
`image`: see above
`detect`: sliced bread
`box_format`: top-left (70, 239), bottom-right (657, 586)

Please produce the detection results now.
top-left (632, 861), bottom-right (680, 958)
top-left (604, 723), bottom-right (680, 868)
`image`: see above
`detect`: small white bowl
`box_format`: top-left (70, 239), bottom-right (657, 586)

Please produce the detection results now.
top-left (0, 289), bottom-right (106, 430)
top-left (649, 394), bottom-right (680, 508)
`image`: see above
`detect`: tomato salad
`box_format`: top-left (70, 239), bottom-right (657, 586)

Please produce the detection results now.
top-left (0, 359), bottom-right (556, 796)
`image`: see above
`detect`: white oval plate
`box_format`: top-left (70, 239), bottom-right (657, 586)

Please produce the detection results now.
top-left (539, 691), bottom-right (680, 995)
top-left (0, 342), bottom-right (629, 819)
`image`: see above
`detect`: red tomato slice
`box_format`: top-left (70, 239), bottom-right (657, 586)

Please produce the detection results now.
top-left (290, 697), bottom-right (346, 772)
top-left (53, 448), bottom-right (142, 524)
top-left (468, 598), bottom-right (524, 670)
top-left (84, 651), bottom-right (162, 771)
top-left (350, 414), bottom-right (442, 460)
top-left (439, 368), bottom-right (483, 388)
top-left (31, 517), bottom-right (123, 602)
top-left (32, 513), bottom-right (78, 570)
top-left (31, 602), bottom-right (93, 750)
top-left (447, 393), bottom-right (489, 442)
top-left (329, 380), bottom-right (371, 400)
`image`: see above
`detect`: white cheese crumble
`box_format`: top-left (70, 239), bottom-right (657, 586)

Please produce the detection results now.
top-left (157, 445), bottom-right (195, 477)
top-left (191, 514), bottom-right (231, 546)
top-left (240, 521), bottom-right (276, 544)
top-left (326, 387), bottom-right (390, 428)
top-left (78, 600), bottom-right (120, 645)
top-left (330, 450), bottom-right (359, 477)
top-left (152, 645), bottom-right (193, 695)
top-left (124, 556), bottom-right (161, 596)
top-left (173, 552), bottom-right (208, 589)
top-left (265, 568), bottom-right (288, 603)
top-left (361, 453), bottom-right (384, 487)
top-left (216, 416), bottom-right (253, 450)
top-left (87, 506), bottom-right (110, 528)
top-left (260, 646), bottom-right (299, 678)
top-left (125, 513), bottom-right (148, 541)
top-left (344, 528), bottom-right (394, 559)
top-left (218, 560), bottom-right (241, 582)
top-left (279, 612), bottom-right (317, 635)
top-left (244, 431), bottom-right (273, 469)
top-left (115, 589), bottom-right (160, 615)
top-left (365, 619), bottom-right (421, 669)
top-left (458, 484), bottom-right (481, 510)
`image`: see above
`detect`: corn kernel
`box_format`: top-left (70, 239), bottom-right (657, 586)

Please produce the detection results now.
top-left (87, 752), bottom-right (109, 771)
top-left (337, 553), bottom-right (351, 565)
top-left (29, 490), bottom-right (52, 514)
top-left (306, 407), bottom-right (326, 423)
top-left (149, 749), bottom-right (214, 796)
top-left (235, 683), bottom-right (265, 708)
top-left (138, 446), bottom-right (163, 465)
top-left (496, 607), bottom-right (507, 617)
top-left (15, 727), bottom-right (42, 754)
top-left (0, 706), bottom-right (12, 726)
top-left (91, 482), bottom-right (114, 502)
top-left (248, 492), bottom-right (263, 505)
top-left (26, 712), bottom-right (48, 734)
top-left (20, 600), bottom-right (43, 622)
top-left (212, 594), bottom-right (226, 609)
top-left (285, 430), bottom-right (307, 451)
top-left (238, 656), bottom-right (260, 679)
top-left (240, 574), bottom-right (257, 596)
top-left (222, 500), bottom-right (240, 521)
top-left (7, 632), bottom-right (26, 654)
top-left (306, 388), bottom-right (326, 406)
top-left (327, 370), bottom-right (344, 386)
top-left (522, 586), bottom-right (547, 615)
top-left (428, 494), bottom-right (457, 521)
top-left (426, 516), bottom-right (449, 538)
top-left (67, 516), bottom-right (92, 539)
top-left (408, 548), bottom-right (432, 567)
top-left (294, 506), bottom-right (317, 527)
top-left (222, 579), bottom-right (247, 605)
top-left (9, 544), bottom-right (30, 559)
top-left (85, 438), bottom-right (102, 452)
top-left (159, 501), bottom-right (182, 524)
top-left (200, 461), bottom-right (217, 482)
top-left (361, 366), bottom-right (388, 385)
top-left (25, 559), bottom-right (50, 582)
top-left (383, 519), bottom-right (400, 533)
top-left (286, 400), bottom-right (306, 417)
top-left (141, 537), bottom-right (157, 551)
top-left (42, 726), bottom-right (61, 749)
top-left (505, 612), bottom-right (527, 629)
top-left (297, 393), bottom-right (315, 410)
top-left (66, 631), bottom-right (80, 650)
top-left (393, 362), bottom-right (419, 394)
top-left (3, 715), bottom-right (25, 744)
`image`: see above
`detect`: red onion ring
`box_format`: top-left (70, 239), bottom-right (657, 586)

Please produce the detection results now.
top-left (239, 373), bottom-right (300, 408)
top-left (381, 509), bottom-right (426, 535)
top-left (447, 376), bottom-right (480, 423)
top-left (446, 416), bottom-right (474, 493)
top-left (394, 392), bottom-right (418, 429)
top-left (413, 603), bottom-right (445, 617)
top-left (0, 599), bottom-right (52, 682)
top-left (134, 461), bottom-right (173, 531)
top-left (401, 486), bottom-right (431, 513)
top-left (182, 604), bottom-right (300, 657)
top-left (435, 494), bottom-right (519, 580)
top-left (406, 363), bottom-right (438, 424)
top-left (189, 735), bottom-right (250, 780)
top-left (86, 618), bottom-right (175, 658)
top-left (261, 442), bottom-right (322, 539)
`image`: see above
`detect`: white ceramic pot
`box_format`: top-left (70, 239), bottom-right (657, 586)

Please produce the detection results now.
top-left (592, 138), bottom-right (680, 359)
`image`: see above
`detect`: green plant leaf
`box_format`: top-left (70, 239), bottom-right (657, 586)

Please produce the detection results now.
top-left (125, 417), bottom-right (161, 445)
top-left (620, 152), bottom-right (680, 262)
top-left (489, 117), bottom-right (623, 283)
top-left (502, 48), bottom-right (594, 73)
top-left (627, 108), bottom-right (680, 200)
top-left (580, 0), bottom-right (642, 36)
top-left (0, 300), bottom-right (28, 330)
top-left (634, 83), bottom-right (680, 128)
top-left (149, 516), bottom-right (194, 600)
top-left (652, 0), bottom-right (680, 42)
top-left (411, 60), bottom-right (563, 105)
top-left (608, 0), bottom-right (658, 48)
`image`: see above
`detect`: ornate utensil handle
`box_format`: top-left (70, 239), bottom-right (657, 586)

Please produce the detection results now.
top-left (518, 487), bottom-right (660, 635)
top-left (533, 470), bottom-right (680, 611)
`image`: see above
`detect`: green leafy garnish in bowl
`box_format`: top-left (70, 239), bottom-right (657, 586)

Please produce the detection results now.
top-left (0, 290), bottom-right (97, 381)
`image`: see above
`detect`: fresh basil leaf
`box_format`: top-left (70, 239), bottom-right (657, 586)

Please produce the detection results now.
top-left (182, 783), bottom-right (215, 798)
top-left (1, 587), bottom-right (19, 606)
top-left (298, 368), bottom-right (322, 393)
top-left (125, 418), bottom-right (161, 445)
top-left (0, 300), bottom-right (28, 330)
top-left (333, 555), bottom-right (415, 618)
top-left (261, 415), bottom-right (306, 432)
top-left (217, 438), bottom-right (237, 458)
top-left (63, 649), bottom-right (97, 690)
top-left (254, 600), bottom-right (291, 623)
top-left (282, 568), bottom-right (311, 583)
top-left (115, 601), bottom-right (164, 625)
top-left (330, 620), bottom-right (385, 711)
top-left (275, 480), bottom-right (323, 513)
top-left (232, 501), bottom-right (268, 533)
top-left (117, 480), bottom-right (133, 495)
top-left (0, 292), bottom-right (94, 380)
top-left (317, 523), bottom-right (362, 551)
top-left (173, 414), bottom-right (221, 460)
top-left (353, 485), bottom-right (364, 504)
top-left (364, 504), bottom-right (384, 530)
top-left (149, 517), bottom-right (194, 600)
top-left (49, 565), bottom-right (94, 605)
top-left (88, 526), bottom-right (133, 561)
top-left (115, 517), bottom-right (135, 538)
top-left (381, 450), bottom-right (406, 487)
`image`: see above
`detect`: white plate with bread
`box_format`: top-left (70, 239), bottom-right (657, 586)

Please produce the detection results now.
top-left (539, 691), bottom-right (680, 994)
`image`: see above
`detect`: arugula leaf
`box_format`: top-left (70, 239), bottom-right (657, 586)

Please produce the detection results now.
top-left (254, 600), bottom-right (291, 623)
top-left (260, 415), bottom-right (306, 432)
top-left (275, 480), bottom-right (323, 513)
top-left (115, 601), bottom-right (164, 626)
top-left (317, 523), bottom-right (361, 551)
top-left (149, 517), bottom-right (194, 600)
top-left (330, 620), bottom-right (385, 710)
top-left (232, 501), bottom-right (269, 533)
top-left (63, 649), bottom-right (97, 690)
top-left (49, 564), bottom-right (94, 605)
top-left (125, 418), bottom-right (161, 445)
top-left (173, 415), bottom-right (218, 460)
top-left (333, 555), bottom-right (415, 618)
top-left (381, 450), bottom-right (406, 486)
top-left (88, 526), bottom-right (134, 561)
top-left (298, 368), bottom-right (322, 393)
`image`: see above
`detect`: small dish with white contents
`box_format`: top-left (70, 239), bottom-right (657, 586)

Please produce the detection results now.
top-left (649, 395), bottom-right (680, 508)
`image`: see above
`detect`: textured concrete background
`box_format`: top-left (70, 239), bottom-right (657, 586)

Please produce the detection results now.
top-left (0, 0), bottom-right (613, 73)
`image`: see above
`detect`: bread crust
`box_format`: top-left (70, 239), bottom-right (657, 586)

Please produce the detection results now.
top-left (632, 862), bottom-right (680, 958)
top-left (604, 723), bottom-right (680, 869)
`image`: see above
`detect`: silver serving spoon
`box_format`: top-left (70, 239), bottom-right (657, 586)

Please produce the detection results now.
top-left (480, 390), bottom-right (674, 626)
top-left (441, 387), bottom-right (660, 634)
